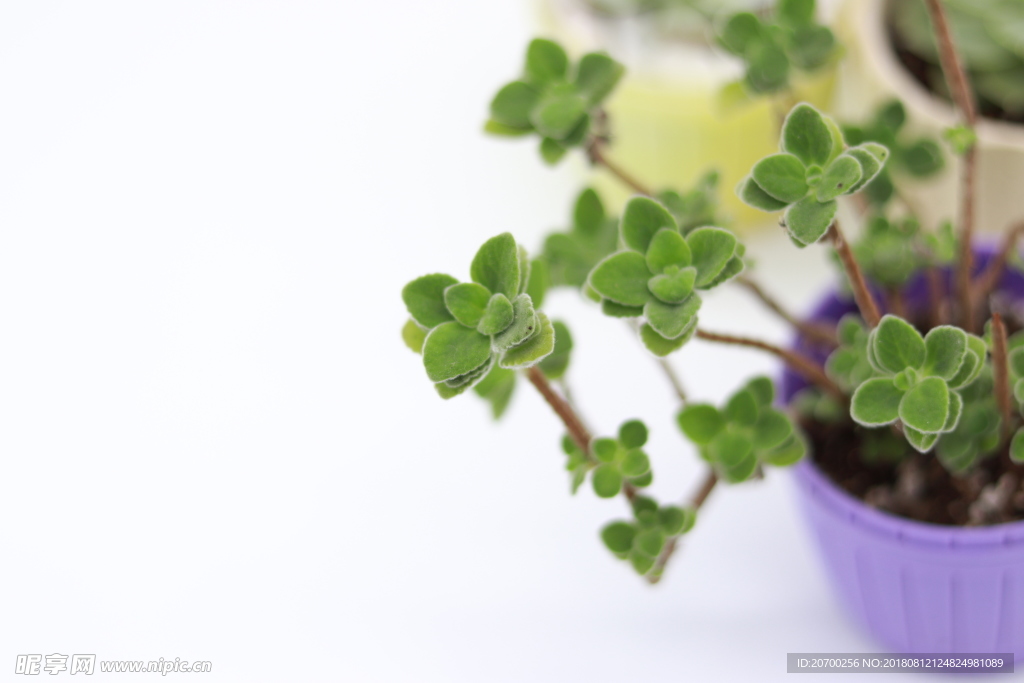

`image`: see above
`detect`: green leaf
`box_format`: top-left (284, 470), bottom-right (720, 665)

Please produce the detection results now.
top-left (601, 299), bottom-right (644, 318)
top-left (422, 321), bottom-right (493, 383)
top-left (645, 228), bottom-right (692, 274)
top-left (944, 125), bottom-right (977, 155)
top-left (761, 433), bottom-right (807, 466)
top-left (575, 52), bottom-right (624, 105)
top-left (403, 273), bottom-right (459, 329)
top-left (592, 464), bottom-right (623, 498)
top-left (708, 429), bottom-right (755, 468)
top-left (648, 267), bottom-right (697, 304)
top-left (871, 315), bottom-right (926, 373)
top-left (621, 448), bottom-right (651, 477)
top-left (530, 92), bottom-right (587, 140)
top-left (600, 521), bottom-right (636, 554)
top-left (592, 437), bottom-right (619, 463)
top-left (635, 528), bottom-right (665, 557)
top-left (444, 282), bottom-right (492, 328)
top-left (588, 251), bottom-right (653, 307)
top-left (738, 176), bottom-right (789, 212)
top-left (781, 103), bottom-right (833, 167)
top-left (923, 325), bottom-right (968, 379)
top-left (478, 293), bottom-right (515, 335)
top-left (778, 0), bottom-right (815, 26)
top-left (516, 245), bottom-right (531, 295)
top-left (526, 257), bottom-right (550, 308)
top-left (787, 24), bottom-right (836, 70)
top-left (629, 471), bottom-right (653, 487)
top-left (629, 549), bottom-right (655, 575)
top-left (815, 155), bottom-right (863, 202)
top-left (718, 12), bottom-right (762, 56)
top-left (744, 39), bottom-right (790, 93)
top-left (687, 227), bottom-right (738, 288)
top-left (876, 99), bottom-right (906, 131)
top-left (1011, 429), bottom-right (1024, 463)
top-left (402, 319), bottom-right (427, 354)
top-left (644, 294), bottom-right (701, 339)
top-left (904, 426), bottom-right (939, 453)
top-left (471, 233), bottom-right (520, 299)
top-left (846, 146), bottom-right (883, 193)
top-left (442, 351), bottom-right (492, 390)
top-left (944, 388), bottom-right (963, 432)
top-left (538, 320), bottom-right (572, 379)
top-left (525, 38), bottom-right (569, 84)
top-left (752, 409), bottom-right (793, 450)
top-left (639, 322), bottom-right (693, 356)
top-left (618, 420), bottom-right (648, 448)
top-left (621, 197), bottom-right (678, 253)
top-left (677, 404), bottom-right (725, 445)
top-left (902, 139), bottom-right (944, 177)
top-left (493, 294), bottom-right (537, 350)
top-left (784, 196), bottom-right (836, 245)
top-left (574, 187), bottom-right (605, 234)
top-left (747, 376), bottom-right (774, 406)
top-left (473, 365), bottom-right (516, 419)
top-left (725, 389), bottom-right (759, 426)
top-left (500, 312), bottom-right (555, 368)
top-left (484, 119), bottom-right (531, 137)
top-left (948, 335), bottom-right (987, 388)
top-left (539, 137), bottom-right (567, 165)
top-left (851, 378), bottom-right (904, 426)
top-left (751, 153), bottom-right (808, 203)
top-left (899, 376), bottom-right (950, 434)
top-left (659, 506), bottom-right (695, 535)
top-left (704, 254), bottom-right (745, 289)
top-left (490, 81), bottom-right (540, 129)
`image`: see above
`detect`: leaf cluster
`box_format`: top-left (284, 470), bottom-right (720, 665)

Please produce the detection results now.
top-left (402, 233), bottom-right (556, 399)
top-left (486, 38), bottom-right (624, 164)
top-left (677, 377), bottom-right (807, 482)
top-left (718, 0), bottom-right (837, 94)
top-left (587, 196), bottom-right (743, 356)
top-left (739, 103), bottom-right (889, 245)
top-left (600, 494), bottom-right (696, 578)
top-left (562, 419), bottom-right (654, 497)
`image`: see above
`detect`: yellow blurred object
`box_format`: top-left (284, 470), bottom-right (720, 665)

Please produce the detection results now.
top-left (534, 0), bottom-right (837, 230)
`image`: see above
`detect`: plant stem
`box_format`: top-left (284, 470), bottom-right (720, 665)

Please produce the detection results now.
top-left (526, 366), bottom-right (593, 456)
top-left (586, 138), bottom-right (653, 196)
top-left (647, 471), bottom-right (718, 584)
top-left (695, 329), bottom-right (846, 403)
top-left (923, 0), bottom-right (978, 332)
top-left (992, 313), bottom-right (1013, 446)
top-left (737, 275), bottom-right (838, 346)
top-left (657, 358), bottom-right (688, 404)
top-left (884, 287), bottom-right (907, 319)
top-left (827, 222), bottom-right (882, 328)
top-left (973, 221), bottom-right (1024, 309)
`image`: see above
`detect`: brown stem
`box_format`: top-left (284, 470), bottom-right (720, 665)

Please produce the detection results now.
top-left (884, 287), bottom-right (907, 319)
top-left (526, 366), bottom-right (593, 456)
top-left (737, 275), bottom-right (838, 346)
top-left (923, 0), bottom-right (978, 332)
top-left (926, 265), bottom-right (947, 328)
top-left (695, 329), bottom-right (847, 403)
top-left (647, 471), bottom-right (718, 584)
top-left (973, 221), bottom-right (1024, 309)
top-left (827, 222), bottom-right (882, 328)
top-left (586, 138), bottom-right (653, 196)
top-left (992, 313), bottom-right (1013, 446)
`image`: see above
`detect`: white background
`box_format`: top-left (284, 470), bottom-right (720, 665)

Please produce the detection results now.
top-left (0, 1), bottom-right (966, 681)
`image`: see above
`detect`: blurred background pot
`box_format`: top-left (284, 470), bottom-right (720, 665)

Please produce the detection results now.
top-left (833, 0), bottom-right (1024, 234)
top-left (533, 0), bottom-right (837, 229)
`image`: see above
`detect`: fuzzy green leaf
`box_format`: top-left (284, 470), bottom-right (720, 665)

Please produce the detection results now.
top-left (639, 322), bottom-right (693, 356)
top-left (621, 197), bottom-right (678, 253)
top-left (899, 376), bottom-right (949, 434)
top-left (588, 251), bottom-right (653, 307)
top-left (601, 521), bottom-right (636, 554)
top-left (525, 38), bottom-right (568, 84)
top-left (539, 137), bottom-right (567, 165)
top-left (788, 24), bottom-right (836, 70)
top-left (471, 233), bottom-right (520, 300)
top-left (850, 377), bottom-right (904, 426)
top-left (644, 294), bottom-right (701, 339)
top-left (538, 320), bottom-right (572, 379)
top-left (687, 227), bottom-right (737, 288)
top-left (635, 528), bottom-right (665, 558)
top-left (752, 409), bottom-right (793, 451)
top-left (531, 92), bottom-right (587, 140)
top-left (871, 315), bottom-right (926, 373)
top-left (1011, 429), bottom-right (1024, 463)
top-left (484, 119), bottom-right (531, 137)
top-left (785, 196), bottom-right (836, 245)
top-left (477, 293), bottom-right (515, 335)
top-left (778, 0), bottom-right (814, 26)
top-left (473, 365), bottom-right (516, 419)
top-left (645, 228), bottom-right (692, 274)
top-left (574, 187), bottom-right (605, 234)
top-left (846, 146), bottom-right (883, 193)
top-left (905, 426), bottom-right (939, 453)
top-left (761, 433), bottom-right (807, 466)
top-left (648, 267), bottom-right (697, 304)
top-left (592, 437), bottom-right (619, 463)
top-left (526, 257), bottom-right (550, 308)
top-left (575, 52), bottom-right (624, 105)
top-left (782, 103), bottom-right (833, 167)
top-left (677, 404), bottom-right (725, 445)
top-left (747, 376), bottom-right (775, 406)
top-left (944, 388), bottom-right (963, 432)
top-left (403, 273), bottom-right (459, 329)
top-left (816, 155), bottom-right (863, 202)
top-left (402, 319), bottom-right (427, 354)
top-left (621, 448), bottom-right (651, 477)
top-left (923, 325), bottom-right (968, 379)
top-left (500, 312), bottom-right (555, 368)
top-left (738, 176), bottom-right (789, 212)
top-left (444, 282), bottom-right (492, 328)
top-left (490, 81), bottom-right (540, 130)
top-left (948, 335), bottom-right (987, 388)
top-left (422, 322), bottom-right (493, 383)
top-left (493, 294), bottom-right (537, 351)
top-left (708, 430), bottom-right (754, 468)
top-left (601, 299), bottom-right (644, 318)
top-left (592, 464), bottom-right (623, 498)
top-left (718, 12), bottom-right (762, 56)
top-left (619, 420), bottom-right (648, 448)
top-left (751, 153), bottom-right (808, 203)
top-left (725, 389), bottom-right (759, 426)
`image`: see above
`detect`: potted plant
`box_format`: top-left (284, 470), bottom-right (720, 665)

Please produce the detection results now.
top-left (530, 0), bottom-right (839, 228)
top-left (402, 0), bottom-right (1024, 660)
top-left (834, 0), bottom-right (1024, 234)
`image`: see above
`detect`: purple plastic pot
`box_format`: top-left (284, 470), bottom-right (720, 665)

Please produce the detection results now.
top-left (782, 249), bottom-right (1024, 660)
